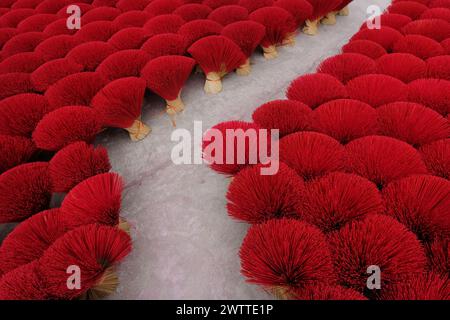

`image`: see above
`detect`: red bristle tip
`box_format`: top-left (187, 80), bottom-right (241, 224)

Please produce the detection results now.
top-left (346, 74), bottom-right (407, 108)
top-left (66, 41), bottom-right (118, 71)
top-left (43, 18), bottom-right (78, 37)
top-left (208, 5), bottom-right (248, 26)
top-left (92, 77), bottom-right (150, 141)
top-left (0, 51), bottom-right (45, 74)
top-left (74, 20), bottom-right (118, 42)
top-left (329, 214), bottom-right (427, 296)
top-left (296, 172), bottom-right (383, 233)
top-left (407, 79), bottom-right (450, 116)
top-left (96, 49), bottom-right (150, 81)
top-left (0, 208), bottom-right (66, 274)
top-left (388, 1), bottom-right (428, 19)
top-left (32, 106), bottom-right (102, 151)
top-left (344, 135), bottom-right (428, 189)
top-left (92, 0), bottom-right (120, 6)
top-left (377, 102), bottom-right (449, 147)
top-left (317, 53), bottom-right (376, 84)
top-left (240, 218), bottom-right (334, 298)
top-left (16, 13), bottom-right (58, 32)
top-left (188, 35), bottom-right (246, 94)
top-left (238, 0), bottom-right (274, 13)
top-left (402, 19), bottom-right (450, 42)
top-left (49, 141), bottom-right (111, 193)
top-left (0, 8), bottom-right (34, 28)
top-left (113, 10), bottom-right (151, 28)
top-left (307, 0), bottom-right (342, 21)
top-left (31, 58), bottom-right (84, 92)
top-left (342, 40), bottom-right (387, 59)
top-left (350, 26), bottom-right (403, 51)
top-left (293, 284), bottom-right (367, 300)
top-left (429, 0), bottom-right (450, 9)
top-left (60, 173), bottom-right (122, 229)
top-left (252, 99), bottom-right (312, 137)
top-left (426, 55), bottom-right (450, 80)
top-left (202, 121), bottom-right (269, 175)
top-left (376, 53), bottom-right (426, 83)
top-left (0, 261), bottom-right (47, 300)
top-left (0, 93), bottom-right (49, 137)
top-left (360, 13), bottom-right (412, 31)
top-left (107, 27), bottom-right (149, 50)
top-left (13, 0), bottom-right (42, 8)
top-left (383, 174), bottom-right (450, 242)
top-left (36, 0), bottom-right (78, 14)
top-left (424, 237), bottom-right (449, 277)
top-left (420, 138), bottom-right (450, 179)
top-left (249, 7), bottom-right (297, 56)
top-left (173, 3), bottom-right (212, 21)
top-left (421, 7), bottom-right (450, 20)
top-left (37, 224), bottom-right (131, 299)
top-left (140, 33), bottom-right (186, 60)
top-left (143, 14), bottom-right (185, 38)
top-left (0, 72), bottom-right (34, 100)
top-left (44, 72), bottom-right (108, 110)
top-left (203, 0), bottom-right (238, 9)
top-left (381, 272), bottom-right (449, 300)
top-left (145, 0), bottom-right (181, 15)
top-left (116, 0), bottom-right (152, 11)
top-left (310, 99), bottom-right (378, 144)
top-left (392, 34), bottom-right (445, 59)
top-left (141, 55), bottom-right (195, 118)
top-left (0, 135), bottom-right (36, 174)
top-left (80, 6), bottom-right (121, 25)
top-left (286, 73), bottom-right (347, 109)
top-left (178, 19), bottom-right (223, 48)
top-left (279, 132), bottom-right (345, 180)
top-left (0, 162), bottom-right (51, 223)
top-left (274, 0), bottom-right (313, 27)
top-left (226, 162), bottom-right (304, 224)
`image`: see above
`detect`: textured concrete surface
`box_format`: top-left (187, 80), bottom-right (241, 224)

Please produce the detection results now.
top-left (0, 0), bottom-right (390, 299)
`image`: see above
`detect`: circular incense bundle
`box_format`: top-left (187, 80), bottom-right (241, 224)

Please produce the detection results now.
top-left (141, 55), bottom-right (196, 126)
top-left (303, 0), bottom-right (342, 35)
top-left (249, 7), bottom-right (297, 58)
top-left (37, 224), bottom-right (131, 299)
top-left (91, 77), bottom-right (150, 141)
top-left (221, 20), bottom-right (266, 75)
top-left (188, 35), bottom-right (246, 94)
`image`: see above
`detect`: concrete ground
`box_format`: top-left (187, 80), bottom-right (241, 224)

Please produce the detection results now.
top-left (0, 0), bottom-right (390, 299)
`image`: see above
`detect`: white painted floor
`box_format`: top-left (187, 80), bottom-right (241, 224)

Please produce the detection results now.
top-left (0, 0), bottom-right (390, 300)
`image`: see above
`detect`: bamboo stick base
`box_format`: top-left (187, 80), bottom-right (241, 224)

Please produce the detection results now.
top-left (321, 12), bottom-right (337, 25)
top-left (262, 45), bottom-right (278, 59)
top-left (204, 72), bottom-right (223, 94)
top-left (236, 59), bottom-right (251, 76)
top-left (125, 119), bottom-right (151, 141)
top-left (303, 19), bottom-right (319, 35)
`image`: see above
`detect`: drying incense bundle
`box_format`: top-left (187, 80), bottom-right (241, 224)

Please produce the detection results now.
top-left (32, 106), bottom-right (102, 151)
top-left (0, 162), bottom-right (52, 223)
top-left (0, 51), bottom-right (45, 74)
top-left (328, 215), bottom-right (427, 296)
top-left (91, 77), bottom-right (150, 141)
top-left (221, 20), bottom-right (266, 75)
top-left (37, 224), bottom-right (131, 299)
top-left (141, 56), bottom-right (196, 125)
top-left (296, 172), bottom-right (384, 233)
top-left (376, 53), bottom-right (427, 83)
top-left (49, 141), bottom-right (111, 193)
top-left (303, 0), bottom-right (342, 35)
top-left (0, 208), bottom-right (67, 275)
top-left (31, 58), bottom-right (84, 92)
top-left (207, 5), bottom-right (249, 26)
top-left (249, 7), bottom-right (297, 58)
top-left (178, 19), bottom-right (223, 48)
top-left (173, 3), bottom-right (212, 21)
top-left (66, 41), bottom-right (118, 71)
top-left (188, 35), bottom-right (246, 94)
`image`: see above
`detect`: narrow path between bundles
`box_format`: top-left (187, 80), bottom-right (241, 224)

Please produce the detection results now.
top-left (103, 0), bottom-right (390, 299)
